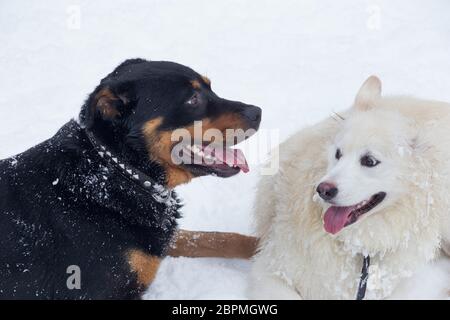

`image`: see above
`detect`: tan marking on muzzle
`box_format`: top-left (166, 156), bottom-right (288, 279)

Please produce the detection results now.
top-left (142, 117), bottom-right (194, 188)
top-left (142, 113), bottom-right (249, 187)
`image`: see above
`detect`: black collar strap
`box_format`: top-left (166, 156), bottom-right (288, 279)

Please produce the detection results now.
top-left (84, 129), bottom-right (173, 204)
top-left (356, 255), bottom-right (370, 300)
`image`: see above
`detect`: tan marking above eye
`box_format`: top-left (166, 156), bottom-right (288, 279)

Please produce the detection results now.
top-left (190, 80), bottom-right (201, 89)
top-left (201, 75), bottom-right (211, 86)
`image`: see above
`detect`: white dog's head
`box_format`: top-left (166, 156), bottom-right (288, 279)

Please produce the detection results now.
top-left (317, 76), bottom-right (419, 235)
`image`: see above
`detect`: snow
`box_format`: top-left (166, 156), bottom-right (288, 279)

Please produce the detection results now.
top-left (1, 0), bottom-right (450, 299)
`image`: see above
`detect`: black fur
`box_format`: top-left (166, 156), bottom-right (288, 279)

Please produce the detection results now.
top-left (0, 59), bottom-right (261, 299)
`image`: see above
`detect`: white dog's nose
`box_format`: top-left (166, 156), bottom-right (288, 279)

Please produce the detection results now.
top-left (316, 182), bottom-right (338, 201)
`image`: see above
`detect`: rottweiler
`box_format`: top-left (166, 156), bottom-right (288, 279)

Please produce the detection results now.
top-left (0, 58), bottom-right (261, 299)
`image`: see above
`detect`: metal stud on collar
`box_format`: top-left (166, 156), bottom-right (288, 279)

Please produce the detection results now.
top-left (85, 130), bottom-right (173, 202)
top-left (98, 146), bottom-right (151, 189)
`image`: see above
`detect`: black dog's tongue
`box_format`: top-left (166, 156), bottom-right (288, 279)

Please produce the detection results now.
top-left (203, 145), bottom-right (249, 173)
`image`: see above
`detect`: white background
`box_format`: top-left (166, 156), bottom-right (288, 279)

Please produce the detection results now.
top-left (1, 0), bottom-right (449, 299)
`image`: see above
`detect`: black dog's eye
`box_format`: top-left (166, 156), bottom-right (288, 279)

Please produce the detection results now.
top-left (186, 92), bottom-right (200, 106)
top-left (335, 148), bottom-right (342, 160)
top-left (360, 154), bottom-right (380, 167)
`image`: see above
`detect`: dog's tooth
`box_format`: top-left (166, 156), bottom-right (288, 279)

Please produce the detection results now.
top-left (119, 164), bottom-right (125, 169)
top-left (126, 169), bottom-right (132, 175)
top-left (112, 157), bottom-right (118, 163)
top-left (192, 146), bottom-right (204, 156)
top-left (106, 151), bottom-right (112, 157)
top-left (132, 174), bottom-right (139, 180)
top-left (98, 151), bottom-right (104, 157)
top-left (101, 145), bottom-right (106, 150)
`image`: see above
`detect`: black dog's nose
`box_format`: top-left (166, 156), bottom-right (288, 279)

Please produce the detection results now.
top-left (316, 182), bottom-right (338, 201)
top-left (242, 105), bottom-right (262, 128)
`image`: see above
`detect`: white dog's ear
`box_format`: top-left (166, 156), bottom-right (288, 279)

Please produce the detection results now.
top-left (354, 75), bottom-right (382, 111)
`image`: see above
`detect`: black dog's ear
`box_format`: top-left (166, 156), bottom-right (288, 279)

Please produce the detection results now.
top-left (79, 82), bottom-right (132, 129)
top-left (79, 59), bottom-right (146, 128)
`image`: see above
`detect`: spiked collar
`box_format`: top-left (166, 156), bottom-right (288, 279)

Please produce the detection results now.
top-left (84, 129), bottom-right (173, 204)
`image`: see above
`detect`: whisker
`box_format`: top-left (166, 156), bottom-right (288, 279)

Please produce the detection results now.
top-left (332, 111), bottom-right (345, 121)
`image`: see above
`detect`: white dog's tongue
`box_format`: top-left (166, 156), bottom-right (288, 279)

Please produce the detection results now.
top-left (324, 206), bottom-right (354, 234)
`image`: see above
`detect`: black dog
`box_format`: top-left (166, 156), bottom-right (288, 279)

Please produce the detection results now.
top-left (0, 59), bottom-right (261, 299)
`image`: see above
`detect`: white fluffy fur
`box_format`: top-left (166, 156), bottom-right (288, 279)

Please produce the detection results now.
top-left (249, 77), bottom-right (450, 299)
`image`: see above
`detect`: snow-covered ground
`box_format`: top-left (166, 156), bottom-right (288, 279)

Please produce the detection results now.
top-left (1, 0), bottom-right (450, 299)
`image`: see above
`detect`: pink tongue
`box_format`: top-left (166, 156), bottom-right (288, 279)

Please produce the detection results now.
top-left (203, 145), bottom-right (249, 173)
top-left (323, 206), bottom-right (354, 235)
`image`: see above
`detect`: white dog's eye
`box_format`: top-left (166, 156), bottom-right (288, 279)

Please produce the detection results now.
top-left (360, 154), bottom-right (380, 167)
top-left (335, 148), bottom-right (342, 160)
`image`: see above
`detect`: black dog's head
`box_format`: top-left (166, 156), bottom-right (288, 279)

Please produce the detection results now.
top-left (80, 59), bottom-right (261, 188)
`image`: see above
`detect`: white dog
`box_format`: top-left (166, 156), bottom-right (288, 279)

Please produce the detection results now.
top-left (249, 76), bottom-right (450, 299)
